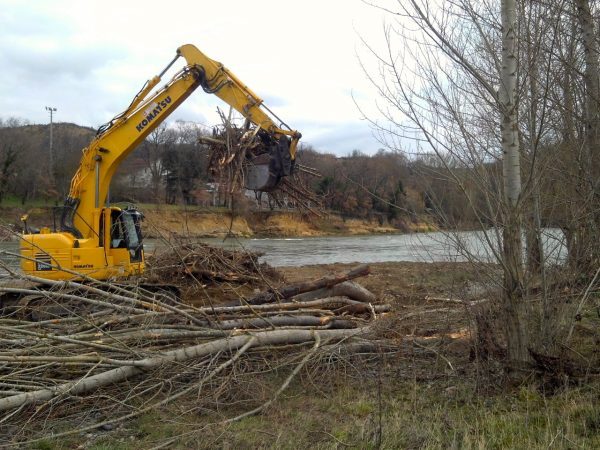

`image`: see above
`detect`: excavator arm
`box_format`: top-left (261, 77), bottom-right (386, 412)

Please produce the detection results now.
top-left (20, 44), bottom-right (301, 281)
top-left (65, 44), bottom-right (301, 240)
top-left (177, 44), bottom-right (301, 158)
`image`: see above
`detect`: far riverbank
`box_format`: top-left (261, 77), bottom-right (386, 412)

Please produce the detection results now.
top-left (0, 205), bottom-right (437, 239)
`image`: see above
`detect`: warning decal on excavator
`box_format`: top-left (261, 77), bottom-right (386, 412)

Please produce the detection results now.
top-left (35, 254), bottom-right (53, 271)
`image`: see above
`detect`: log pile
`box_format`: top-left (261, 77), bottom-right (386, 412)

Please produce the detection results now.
top-left (0, 256), bottom-right (389, 443)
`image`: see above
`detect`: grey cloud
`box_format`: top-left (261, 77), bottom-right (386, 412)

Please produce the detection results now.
top-left (1, 43), bottom-right (127, 82)
top-left (0, 5), bottom-right (74, 36)
top-left (1, 46), bottom-right (128, 128)
top-left (0, 4), bottom-right (127, 86)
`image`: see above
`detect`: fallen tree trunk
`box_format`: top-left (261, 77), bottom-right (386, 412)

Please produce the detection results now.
top-left (243, 264), bottom-right (370, 305)
top-left (201, 297), bottom-right (388, 317)
top-left (217, 315), bottom-right (360, 330)
top-left (0, 327), bottom-right (368, 413)
top-left (292, 281), bottom-right (376, 303)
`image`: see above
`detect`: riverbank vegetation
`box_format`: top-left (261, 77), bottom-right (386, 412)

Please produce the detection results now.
top-left (0, 205), bottom-right (433, 239)
top-left (358, 0), bottom-right (600, 379)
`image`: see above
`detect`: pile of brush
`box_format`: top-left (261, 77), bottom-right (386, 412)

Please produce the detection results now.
top-left (200, 112), bottom-right (322, 215)
top-left (0, 254), bottom-right (390, 444)
top-left (144, 242), bottom-right (275, 286)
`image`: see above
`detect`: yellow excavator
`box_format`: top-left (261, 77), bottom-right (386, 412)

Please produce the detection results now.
top-left (19, 44), bottom-right (301, 281)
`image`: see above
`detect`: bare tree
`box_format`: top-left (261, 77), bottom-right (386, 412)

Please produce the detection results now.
top-left (359, 0), bottom-right (565, 365)
top-left (141, 122), bottom-right (175, 202)
top-left (570, 0), bottom-right (600, 273)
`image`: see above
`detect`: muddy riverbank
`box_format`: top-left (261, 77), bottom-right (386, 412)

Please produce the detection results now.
top-left (0, 205), bottom-right (435, 239)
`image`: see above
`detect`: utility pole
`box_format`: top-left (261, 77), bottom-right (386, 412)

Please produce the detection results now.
top-left (45, 106), bottom-right (57, 184)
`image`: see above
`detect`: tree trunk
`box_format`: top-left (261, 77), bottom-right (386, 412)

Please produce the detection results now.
top-left (522, 6), bottom-right (544, 280)
top-left (0, 327), bottom-right (367, 413)
top-left (243, 264), bottom-right (370, 305)
top-left (574, 0), bottom-right (600, 274)
top-left (500, 0), bottom-right (529, 365)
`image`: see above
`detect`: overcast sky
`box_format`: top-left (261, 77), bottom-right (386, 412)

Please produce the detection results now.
top-left (0, 0), bottom-right (390, 156)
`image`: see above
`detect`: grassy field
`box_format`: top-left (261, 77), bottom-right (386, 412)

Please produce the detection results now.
top-left (34, 375), bottom-right (598, 449)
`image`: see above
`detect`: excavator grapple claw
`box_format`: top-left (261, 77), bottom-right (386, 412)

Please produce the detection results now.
top-left (244, 135), bottom-right (292, 192)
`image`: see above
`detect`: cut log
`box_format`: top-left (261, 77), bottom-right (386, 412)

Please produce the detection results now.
top-left (206, 296), bottom-right (362, 314)
top-left (216, 315), bottom-right (360, 330)
top-left (292, 281), bottom-right (376, 303)
top-left (0, 327), bottom-right (368, 412)
top-left (198, 136), bottom-right (227, 146)
top-left (243, 264), bottom-right (370, 305)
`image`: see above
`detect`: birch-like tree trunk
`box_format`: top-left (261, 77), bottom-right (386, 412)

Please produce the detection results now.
top-left (522, 0), bottom-right (544, 278)
top-left (500, 0), bottom-right (529, 364)
top-left (574, 0), bottom-right (600, 273)
top-left (576, 0), bottom-right (600, 150)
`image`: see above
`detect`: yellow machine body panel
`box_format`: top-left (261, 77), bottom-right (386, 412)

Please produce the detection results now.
top-left (20, 208), bottom-right (144, 281)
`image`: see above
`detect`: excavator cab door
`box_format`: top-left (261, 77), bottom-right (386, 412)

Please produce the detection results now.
top-left (109, 208), bottom-right (144, 263)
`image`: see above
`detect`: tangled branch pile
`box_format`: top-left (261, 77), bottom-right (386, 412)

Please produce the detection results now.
top-left (144, 242), bottom-right (277, 286)
top-left (0, 258), bottom-right (389, 444)
top-left (201, 112), bottom-right (322, 214)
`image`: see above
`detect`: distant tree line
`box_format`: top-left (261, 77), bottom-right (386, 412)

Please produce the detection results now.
top-left (0, 116), bottom-right (504, 228)
top-left (0, 114), bottom-right (563, 232)
top-left (0, 118), bottom-right (94, 203)
top-left (0, 119), bottom-right (207, 207)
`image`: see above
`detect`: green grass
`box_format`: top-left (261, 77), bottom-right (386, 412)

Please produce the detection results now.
top-left (29, 376), bottom-right (596, 450)
top-left (15, 340), bottom-right (600, 450)
top-left (0, 196), bottom-right (54, 209)
top-left (197, 379), bottom-right (600, 450)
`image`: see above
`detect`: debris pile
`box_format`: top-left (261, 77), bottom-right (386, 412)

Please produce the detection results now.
top-left (0, 255), bottom-right (389, 443)
top-left (144, 242), bottom-right (276, 286)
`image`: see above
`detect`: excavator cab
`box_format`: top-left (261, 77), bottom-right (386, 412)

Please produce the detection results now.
top-left (103, 207), bottom-right (144, 266)
top-left (20, 205), bottom-right (145, 281)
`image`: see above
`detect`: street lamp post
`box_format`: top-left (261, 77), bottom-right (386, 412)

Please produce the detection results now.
top-left (45, 106), bottom-right (57, 184)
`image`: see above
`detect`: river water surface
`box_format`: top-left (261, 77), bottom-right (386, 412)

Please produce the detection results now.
top-left (0, 229), bottom-right (566, 271)
top-left (202, 229), bottom-right (566, 267)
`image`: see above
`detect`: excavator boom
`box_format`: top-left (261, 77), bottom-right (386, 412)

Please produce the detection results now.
top-left (19, 44), bottom-right (301, 281)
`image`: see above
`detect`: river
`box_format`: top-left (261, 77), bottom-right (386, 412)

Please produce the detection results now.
top-left (0, 229), bottom-right (566, 271)
top-left (203, 228), bottom-right (566, 267)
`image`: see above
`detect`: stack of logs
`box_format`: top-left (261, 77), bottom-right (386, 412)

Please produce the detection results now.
top-left (0, 250), bottom-right (389, 440)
